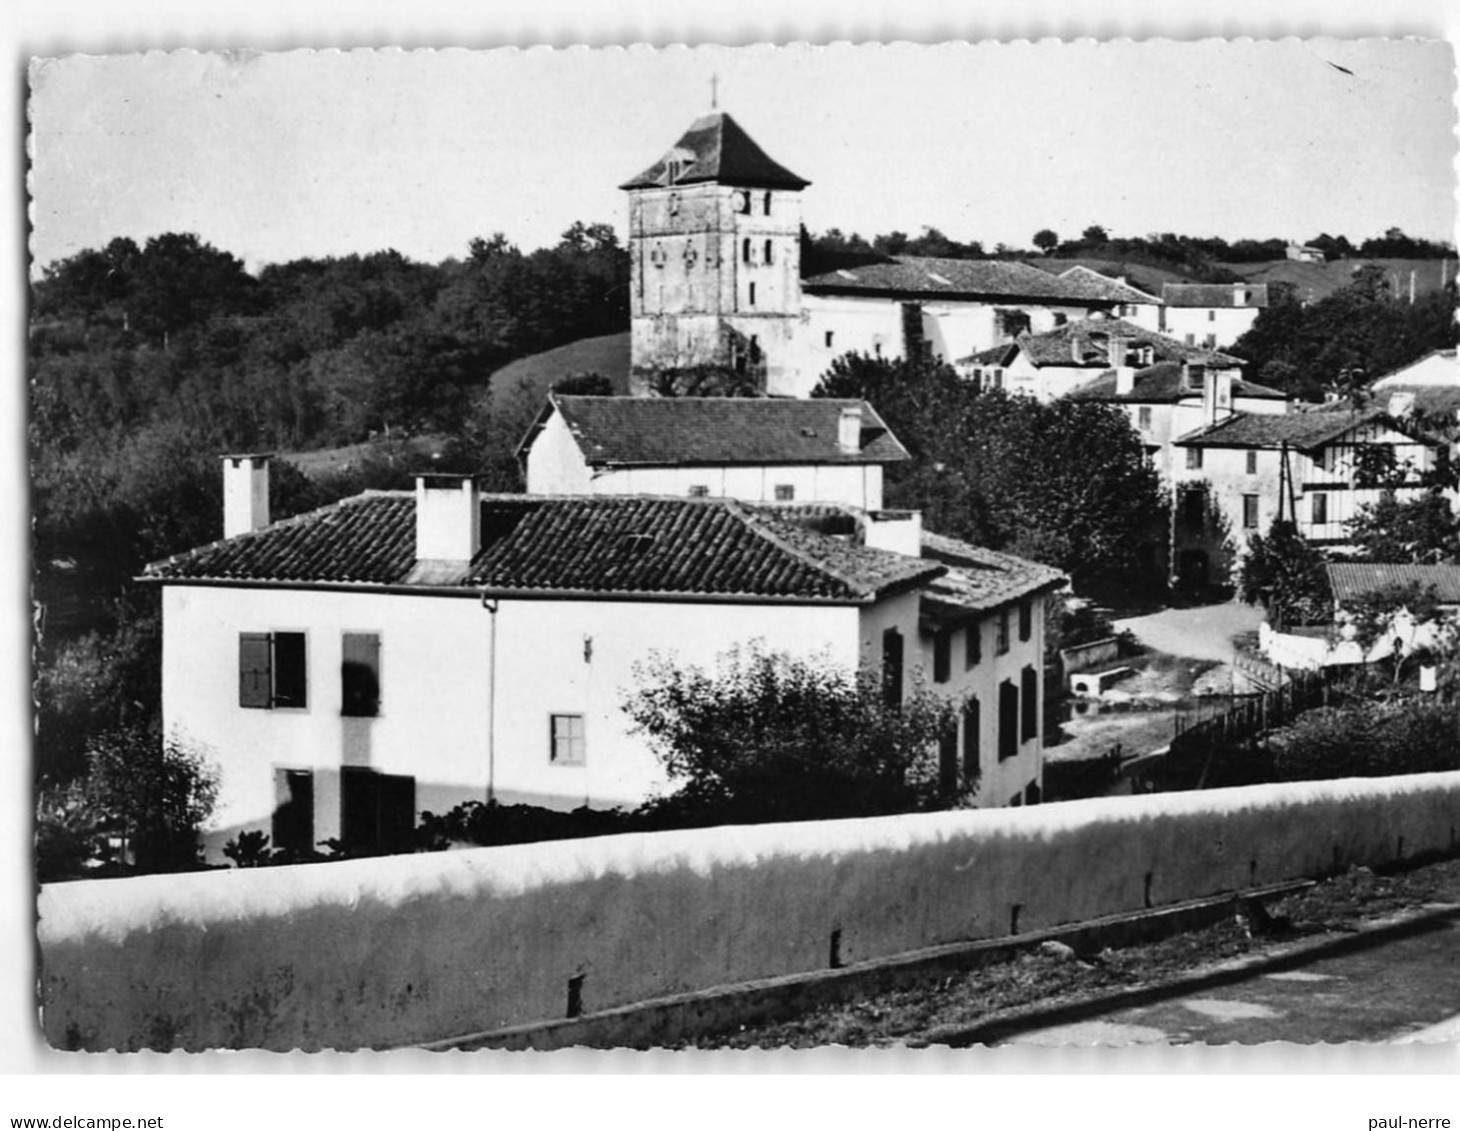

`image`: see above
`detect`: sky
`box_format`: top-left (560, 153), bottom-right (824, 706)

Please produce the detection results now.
top-left (26, 37), bottom-right (1458, 277)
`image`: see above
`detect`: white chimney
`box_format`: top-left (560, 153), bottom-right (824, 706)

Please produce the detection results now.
top-left (1388, 390), bottom-right (1417, 418)
top-left (1233, 283), bottom-right (1246, 306)
top-left (863, 510), bottom-right (923, 558)
top-left (222, 454), bottom-right (271, 539)
top-left (838, 404), bottom-right (863, 453)
top-left (415, 474), bottom-right (480, 565)
top-left (1115, 367), bottom-right (1135, 396)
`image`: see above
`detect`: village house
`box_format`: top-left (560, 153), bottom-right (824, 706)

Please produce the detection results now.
top-left (145, 457), bottom-right (1064, 861)
top-left (956, 316), bottom-right (1258, 405)
top-left (518, 394), bottom-right (907, 510)
top-left (622, 110), bottom-right (1143, 397)
top-left (1156, 282), bottom-right (1268, 350)
top-left (1168, 408), bottom-right (1444, 587)
top-left (1259, 563), bottom-right (1460, 672)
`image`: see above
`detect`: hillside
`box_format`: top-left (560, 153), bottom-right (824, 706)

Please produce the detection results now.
top-left (487, 332), bottom-right (632, 415)
top-left (1218, 258), bottom-right (1457, 304)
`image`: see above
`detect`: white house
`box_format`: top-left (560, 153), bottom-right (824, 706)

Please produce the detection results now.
top-left (1169, 408), bottom-right (1445, 586)
top-left (621, 110), bottom-right (1136, 397)
top-left (145, 457), bottom-right (1064, 861)
top-left (1371, 348), bottom-right (1457, 391)
top-left (1157, 283), bottom-right (1268, 349)
top-left (957, 316), bottom-right (1255, 405)
top-left (518, 394), bottom-right (908, 510)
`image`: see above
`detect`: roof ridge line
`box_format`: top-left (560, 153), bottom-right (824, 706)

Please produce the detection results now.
top-left (732, 500), bottom-right (882, 598)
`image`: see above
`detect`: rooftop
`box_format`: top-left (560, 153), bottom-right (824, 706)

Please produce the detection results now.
top-left (1068, 361), bottom-right (1286, 405)
top-left (619, 112), bottom-right (810, 192)
top-left (963, 317), bottom-right (1244, 370)
top-left (520, 395), bottom-right (909, 468)
top-left (142, 493), bottom-right (941, 605)
top-left (1327, 563), bottom-right (1460, 606)
top-left (1162, 283), bottom-right (1269, 308)
top-left (802, 256), bottom-right (1128, 304)
top-left (1056, 265), bottom-right (1162, 305)
top-left (917, 531), bottom-right (1068, 624)
top-left (1174, 407), bottom-right (1404, 450)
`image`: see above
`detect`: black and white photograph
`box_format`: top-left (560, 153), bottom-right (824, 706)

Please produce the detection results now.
top-left (10, 3), bottom-right (1460, 1122)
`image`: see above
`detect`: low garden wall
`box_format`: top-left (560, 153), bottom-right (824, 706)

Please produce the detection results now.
top-left (38, 771), bottom-right (1460, 1051)
top-left (1059, 636), bottom-right (1121, 677)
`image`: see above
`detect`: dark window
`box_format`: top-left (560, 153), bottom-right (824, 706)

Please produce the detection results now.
top-left (1208, 310), bottom-right (1216, 322)
top-left (764, 239), bottom-right (773, 265)
top-left (748, 281), bottom-right (757, 306)
top-left (996, 609), bottom-right (1010, 655)
top-left (882, 628), bottom-right (904, 709)
top-left (239, 631), bottom-right (307, 709)
top-left (1246, 449), bottom-right (1258, 474)
top-left (775, 484), bottom-right (795, 501)
top-left (341, 767), bottom-right (416, 856)
top-left (933, 629), bottom-right (952, 683)
top-left (341, 632), bottom-right (381, 717)
top-left (1020, 665), bottom-right (1038, 743)
top-left (1138, 407), bottom-right (1152, 431)
top-left (687, 485), bottom-right (709, 497)
top-left (938, 726), bottom-right (959, 796)
top-left (825, 331), bottom-right (835, 348)
top-left (272, 769), bottom-right (314, 857)
top-left (1024, 781), bottom-right (1041, 806)
top-left (742, 237), bottom-right (751, 264)
top-left (668, 192), bottom-right (679, 216)
top-left (763, 191), bottom-right (772, 215)
top-left (1018, 600), bottom-right (1032, 643)
top-left (1311, 492), bottom-right (1329, 525)
top-left (962, 698), bottom-right (980, 778)
top-left (998, 679), bottom-right (1019, 761)
top-left (550, 714), bottom-right (586, 765)
top-left (1185, 447), bottom-right (1203, 471)
top-left (965, 622), bottom-right (982, 669)
top-left (1183, 489), bottom-right (1205, 526)
top-left (1242, 494), bottom-right (1260, 530)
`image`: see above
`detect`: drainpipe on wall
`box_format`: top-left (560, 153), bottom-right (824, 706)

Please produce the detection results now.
top-left (481, 595), bottom-right (499, 803)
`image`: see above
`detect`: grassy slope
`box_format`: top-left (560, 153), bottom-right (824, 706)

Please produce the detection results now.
top-left (486, 331), bottom-right (632, 414)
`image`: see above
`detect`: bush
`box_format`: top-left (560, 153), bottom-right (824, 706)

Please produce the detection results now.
top-left (1269, 698), bottom-right (1460, 782)
top-left (416, 800), bottom-right (635, 850)
top-left (622, 643), bottom-right (963, 826)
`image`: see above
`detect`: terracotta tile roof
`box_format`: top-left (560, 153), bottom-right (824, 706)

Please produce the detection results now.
top-left (917, 531), bottom-right (1068, 621)
top-left (802, 256), bottom-right (1126, 304)
top-left (521, 396), bottom-right (909, 467)
top-left (619, 112), bottom-right (810, 191)
top-left (1174, 407), bottom-right (1396, 450)
top-left (1162, 283), bottom-right (1269, 308)
top-left (1068, 360), bottom-right (1286, 404)
top-left (1056, 266), bottom-right (1162, 305)
top-left (142, 493), bottom-right (942, 604)
top-left (963, 318), bottom-right (1244, 370)
top-left (1327, 563), bottom-right (1460, 605)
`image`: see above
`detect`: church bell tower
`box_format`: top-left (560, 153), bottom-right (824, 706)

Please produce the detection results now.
top-left (620, 110), bottom-right (810, 395)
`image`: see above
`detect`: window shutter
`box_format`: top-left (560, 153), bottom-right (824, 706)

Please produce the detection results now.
top-left (962, 698), bottom-right (980, 777)
top-left (239, 633), bottom-right (272, 708)
top-left (341, 632), bottom-right (381, 717)
top-left (998, 680), bottom-right (1019, 762)
top-left (1021, 665), bottom-right (1039, 743)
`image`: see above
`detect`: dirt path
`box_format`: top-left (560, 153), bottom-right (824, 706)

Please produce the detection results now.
top-left (1113, 601), bottom-right (1265, 663)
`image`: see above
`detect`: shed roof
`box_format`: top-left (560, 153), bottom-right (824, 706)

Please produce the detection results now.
top-left (520, 395), bottom-right (909, 468)
top-left (1326, 563), bottom-right (1460, 605)
top-left (1173, 407), bottom-right (1408, 450)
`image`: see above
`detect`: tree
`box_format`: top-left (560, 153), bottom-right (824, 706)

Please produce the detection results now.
top-left (1236, 520), bottom-right (1330, 630)
top-left (814, 354), bottom-right (1167, 583)
top-left (1032, 229), bottom-right (1059, 254)
top-left (622, 644), bottom-right (962, 825)
top-left (1347, 490), bottom-right (1460, 564)
top-left (1081, 224), bottom-right (1109, 246)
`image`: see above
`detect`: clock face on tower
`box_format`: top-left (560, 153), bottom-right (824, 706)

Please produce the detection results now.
top-left (733, 190), bottom-right (751, 215)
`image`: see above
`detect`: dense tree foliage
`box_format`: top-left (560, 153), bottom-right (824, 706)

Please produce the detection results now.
top-left (1270, 698), bottom-right (1460, 783)
top-left (814, 354), bottom-right (1167, 584)
top-left (623, 644), bottom-right (962, 824)
top-left (1346, 490), bottom-right (1460, 564)
top-left (1236, 520), bottom-right (1331, 629)
top-left (1231, 270), bottom-right (1459, 401)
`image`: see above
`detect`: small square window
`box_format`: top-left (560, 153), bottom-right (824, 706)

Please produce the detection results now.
top-left (240, 631), bottom-right (307, 710)
top-left (1246, 449), bottom-right (1258, 475)
top-left (1242, 494), bottom-right (1259, 530)
top-left (774, 484), bottom-right (795, 501)
top-left (1185, 448), bottom-right (1203, 471)
top-left (1208, 310), bottom-right (1216, 322)
top-left (1138, 407), bottom-right (1152, 431)
top-left (550, 714), bottom-right (586, 766)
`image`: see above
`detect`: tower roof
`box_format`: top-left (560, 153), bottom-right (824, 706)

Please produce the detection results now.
top-left (619, 111), bottom-right (810, 191)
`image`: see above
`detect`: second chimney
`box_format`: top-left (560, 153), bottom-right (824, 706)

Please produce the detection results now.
top-left (222, 454), bottom-right (271, 539)
top-left (863, 510), bottom-right (923, 558)
top-left (838, 404), bottom-right (863, 453)
top-left (415, 474), bottom-right (480, 565)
